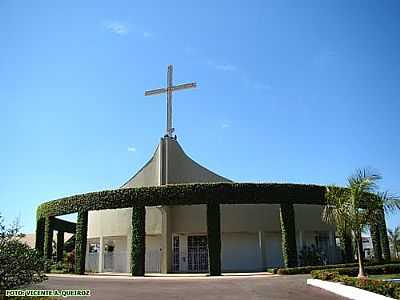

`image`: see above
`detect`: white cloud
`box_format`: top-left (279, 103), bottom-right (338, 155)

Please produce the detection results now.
top-left (105, 21), bottom-right (129, 35)
top-left (127, 147), bottom-right (137, 152)
top-left (215, 64), bottom-right (237, 72)
top-left (221, 123), bottom-right (230, 129)
top-left (206, 60), bottom-right (237, 72)
top-left (252, 82), bottom-right (272, 90)
top-left (143, 31), bottom-right (152, 38)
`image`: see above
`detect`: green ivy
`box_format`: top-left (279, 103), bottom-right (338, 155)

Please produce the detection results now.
top-left (280, 203), bottom-right (298, 268)
top-left (378, 208), bottom-right (391, 261)
top-left (43, 217), bottom-right (54, 259)
top-left (74, 211), bottom-right (88, 275)
top-left (35, 218), bottom-right (45, 256)
top-left (37, 183), bottom-right (328, 219)
top-left (370, 223), bottom-right (383, 263)
top-left (131, 206), bottom-right (145, 276)
top-left (207, 202), bottom-right (221, 276)
top-left (336, 224), bottom-right (354, 263)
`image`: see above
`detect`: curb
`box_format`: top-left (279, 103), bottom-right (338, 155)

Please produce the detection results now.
top-left (307, 279), bottom-right (395, 300)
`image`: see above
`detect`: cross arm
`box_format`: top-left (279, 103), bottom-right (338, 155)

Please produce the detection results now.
top-left (144, 87), bottom-right (167, 96)
top-left (171, 82), bottom-right (197, 92)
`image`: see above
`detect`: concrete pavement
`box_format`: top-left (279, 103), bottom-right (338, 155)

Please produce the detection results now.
top-left (32, 274), bottom-right (345, 300)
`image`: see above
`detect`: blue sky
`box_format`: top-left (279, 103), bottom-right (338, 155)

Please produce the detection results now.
top-left (1, 1), bottom-right (399, 233)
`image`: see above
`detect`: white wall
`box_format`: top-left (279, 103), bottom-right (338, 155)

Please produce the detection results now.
top-left (221, 233), bottom-right (262, 272)
top-left (88, 207), bottom-right (163, 238)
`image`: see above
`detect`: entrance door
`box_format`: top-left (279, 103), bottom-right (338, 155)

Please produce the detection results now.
top-left (188, 236), bottom-right (208, 272)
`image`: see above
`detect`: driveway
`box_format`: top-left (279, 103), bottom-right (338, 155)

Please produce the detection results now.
top-left (31, 274), bottom-right (344, 300)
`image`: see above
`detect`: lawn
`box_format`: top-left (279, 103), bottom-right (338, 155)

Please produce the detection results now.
top-left (368, 273), bottom-right (400, 280)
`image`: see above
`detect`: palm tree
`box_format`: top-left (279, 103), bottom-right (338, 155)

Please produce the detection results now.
top-left (322, 169), bottom-right (400, 278)
top-left (388, 227), bottom-right (400, 259)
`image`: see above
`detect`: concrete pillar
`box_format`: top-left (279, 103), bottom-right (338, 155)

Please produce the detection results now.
top-left (207, 202), bottom-right (221, 276)
top-left (99, 236), bottom-right (104, 273)
top-left (259, 231), bottom-right (266, 269)
top-left (298, 231), bottom-right (303, 250)
top-left (56, 231), bottom-right (64, 262)
top-left (160, 206), bottom-right (172, 273)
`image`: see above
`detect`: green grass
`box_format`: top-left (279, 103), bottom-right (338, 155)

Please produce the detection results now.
top-left (368, 273), bottom-right (400, 280)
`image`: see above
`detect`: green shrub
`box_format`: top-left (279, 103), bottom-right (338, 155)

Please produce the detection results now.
top-left (311, 270), bottom-right (400, 299)
top-left (0, 215), bottom-right (47, 294)
top-left (298, 245), bottom-right (325, 266)
top-left (276, 261), bottom-right (400, 275)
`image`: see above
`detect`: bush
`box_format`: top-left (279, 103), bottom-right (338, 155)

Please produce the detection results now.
top-left (298, 245), bottom-right (325, 266)
top-left (311, 270), bottom-right (400, 299)
top-left (0, 215), bottom-right (47, 294)
top-left (276, 261), bottom-right (400, 275)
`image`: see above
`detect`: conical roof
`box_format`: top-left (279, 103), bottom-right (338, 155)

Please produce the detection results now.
top-left (121, 137), bottom-right (231, 188)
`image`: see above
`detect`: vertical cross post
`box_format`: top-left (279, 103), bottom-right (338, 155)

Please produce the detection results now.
top-left (144, 65), bottom-right (196, 138)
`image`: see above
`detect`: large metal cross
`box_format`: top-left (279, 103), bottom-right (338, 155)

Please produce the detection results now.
top-left (145, 65), bottom-right (196, 138)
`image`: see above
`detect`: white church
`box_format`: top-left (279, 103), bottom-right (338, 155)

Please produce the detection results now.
top-left (84, 65), bottom-right (339, 273)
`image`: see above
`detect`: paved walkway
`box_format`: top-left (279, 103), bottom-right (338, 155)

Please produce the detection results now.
top-left (32, 274), bottom-right (345, 300)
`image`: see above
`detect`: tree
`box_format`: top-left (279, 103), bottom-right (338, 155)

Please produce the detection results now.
top-left (388, 226), bottom-right (400, 259)
top-left (322, 169), bottom-right (400, 278)
top-left (0, 214), bottom-right (47, 294)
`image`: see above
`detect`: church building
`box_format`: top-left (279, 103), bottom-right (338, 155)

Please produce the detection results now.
top-left (84, 65), bottom-right (340, 273)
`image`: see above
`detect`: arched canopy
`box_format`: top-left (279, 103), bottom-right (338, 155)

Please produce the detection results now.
top-left (37, 182), bottom-right (328, 219)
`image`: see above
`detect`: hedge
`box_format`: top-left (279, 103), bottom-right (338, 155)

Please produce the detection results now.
top-left (277, 261), bottom-right (400, 275)
top-left (74, 211), bottom-right (88, 275)
top-left (36, 183), bottom-right (328, 219)
top-left (131, 206), bottom-right (145, 276)
top-left (311, 269), bottom-right (400, 299)
top-left (280, 203), bottom-right (298, 268)
top-left (207, 203), bottom-right (221, 275)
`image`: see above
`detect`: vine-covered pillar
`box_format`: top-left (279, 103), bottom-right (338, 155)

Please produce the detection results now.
top-left (44, 216), bottom-right (54, 259)
top-left (378, 208), bottom-right (391, 261)
top-left (370, 223), bottom-right (383, 263)
top-left (337, 225), bottom-right (353, 263)
top-left (280, 203), bottom-right (298, 268)
top-left (131, 205), bottom-right (146, 276)
top-left (56, 231), bottom-right (64, 262)
top-left (75, 210), bottom-right (88, 274)
top-left (35, 218), bottom-right (45, 256)
top-left (207, 202), bottom-right (221, 276)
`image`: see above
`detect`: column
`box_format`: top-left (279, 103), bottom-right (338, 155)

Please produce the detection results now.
top-left (35, 218), bottom-right (45, 256)
top-left (131, 205), bottom-right (146, 276)
top-left (44, 216), bottom-right (54, 259)
top-left (56, 231), bottom-right (64, 262)
top-left (99, 236), bottom-right (104, 273)
top-left (378, 208), bottom-right (391, 261)
top-left (207, 202), bottom-right (221, 276)
top-left (280, 203), bottom-right (298, 268)
top-left (75, 210), bottom-right (88, 275)
top-left (370, 223), bottom-right (383, 263)
top-left (259, 231), bottom-right (266, 269)
top-left (160, 206), bottom-right (172, 273)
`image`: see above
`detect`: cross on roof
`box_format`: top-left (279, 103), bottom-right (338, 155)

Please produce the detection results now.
top-left (145, 65), bottom-right (197, 138)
